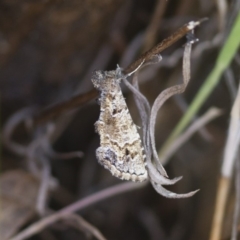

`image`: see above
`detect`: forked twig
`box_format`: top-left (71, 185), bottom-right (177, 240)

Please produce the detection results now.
top-left (10, 182), bottom-right (146, 240)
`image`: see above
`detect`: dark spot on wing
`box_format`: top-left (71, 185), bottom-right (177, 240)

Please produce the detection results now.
top-left (131, 153), bottom-right (136, 159)
top-left (112, 108), bottom-right (122, 115)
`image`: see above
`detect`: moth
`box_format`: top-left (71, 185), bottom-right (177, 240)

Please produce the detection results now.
top-left (91, 20), bottom-right (203, 198)
top-left (92, 69), bottom-right (148, 182)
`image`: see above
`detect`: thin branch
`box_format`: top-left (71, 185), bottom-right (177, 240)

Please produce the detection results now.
top-left (160, 107), bottom-right (222, 165)
top-left (32, 89), bottom-right (98, 126)
top-left (124, 19), bottom-right (207, 74)
top-left (31, 20), bottom-right (201, 131)
top-left (139, 32), bottom-right (223, 84)
top-left (28, 19), bottom-right (206, 127)
top-left (44, 141), bottom-right (84, 160)
top-left (10, 182), bottom-right (146, 240)
top-left (63, 214), bottom-right (107, 240)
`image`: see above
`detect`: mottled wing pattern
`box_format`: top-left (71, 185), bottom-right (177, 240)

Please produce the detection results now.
top-left (92, 70), bottom-right (148, 182)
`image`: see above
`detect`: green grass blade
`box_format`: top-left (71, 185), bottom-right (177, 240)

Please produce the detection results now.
top-left (159, 12), bottom-right (240, 157)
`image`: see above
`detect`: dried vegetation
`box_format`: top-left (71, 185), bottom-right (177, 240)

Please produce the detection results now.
top-left (1, 0), bottom-right (240, 240)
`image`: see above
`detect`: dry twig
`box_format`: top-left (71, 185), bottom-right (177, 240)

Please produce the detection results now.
top-left (30, 20), bottom-right (206, 127)
top-left (62, 214), bottom-right (107, 240)
top-left (10, 182), bottom-right (146, 240)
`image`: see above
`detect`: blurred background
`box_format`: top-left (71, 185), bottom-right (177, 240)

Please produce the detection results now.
top-left (1, 0), bottom-right (240, 239)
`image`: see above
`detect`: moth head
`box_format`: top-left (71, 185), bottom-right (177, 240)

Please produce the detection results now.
top-left (91, 70), bottom-right (104, 90)
top-left (91, 70), bottom-right (121, 91)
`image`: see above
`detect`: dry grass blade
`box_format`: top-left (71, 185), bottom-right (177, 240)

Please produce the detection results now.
top-left (160, 107), bottom-right (223, 165)
top-left (210, 83), bottom-right (240, 240)
top-left (232, 155), bottom-right (240, 240)
top-left (149, 42), bottom-right (192, 178)
top-left (146, 41), bottom-right (200, 198)
top-left (142, 0), bottom-right (168, 51)
top-left (221, 84), bottom-right (240, 178)
top-left (122, 73), bottom-right (151, 157)
top-left (216, 0), bottom-right (228, 29)
top-left (123, 36), bottom-right (200, 197)
top-left (161, 12), bottom-right (240, 155)
top-left (152, 183), bottom-right (199, 199)
top-left (122, 35), bottom-right (199, 197)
